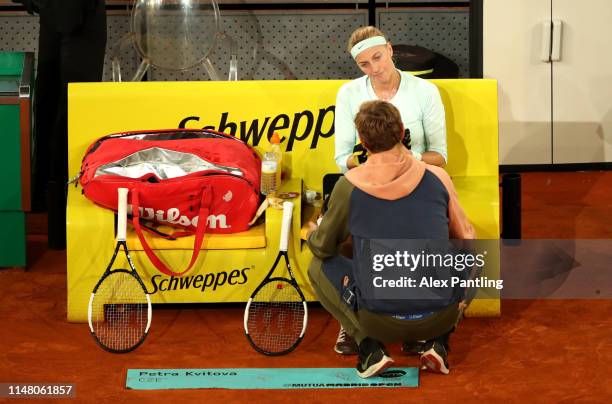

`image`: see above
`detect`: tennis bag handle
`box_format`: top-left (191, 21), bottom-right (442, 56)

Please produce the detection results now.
top-left (131, 186), bottom-right (212, 277)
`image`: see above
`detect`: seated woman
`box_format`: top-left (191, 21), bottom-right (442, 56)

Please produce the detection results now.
top-left (307, 100), bottom-right (473, 377)
top-left (335, 25), bottom-right (447, 172)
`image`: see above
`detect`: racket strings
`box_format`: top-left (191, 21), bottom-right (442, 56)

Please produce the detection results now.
top-left (248, 280), bottom-right (305, 353)
top-left (91, 272), bottom-right (148, 352)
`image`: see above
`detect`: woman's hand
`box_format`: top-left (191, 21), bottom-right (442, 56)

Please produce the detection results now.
top-left (421, 151), bottom-right (447, 167)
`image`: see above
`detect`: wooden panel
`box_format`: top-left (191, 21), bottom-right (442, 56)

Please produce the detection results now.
top-left (484, 0), bottom-right (552, 165)
top-left (552, 0), bottom-right (612, 163)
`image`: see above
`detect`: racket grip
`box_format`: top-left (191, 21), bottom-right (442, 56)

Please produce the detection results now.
top-left (279, 201), bottom-right (294, 252)
top-left (117, 188), bottom-right (129, 241)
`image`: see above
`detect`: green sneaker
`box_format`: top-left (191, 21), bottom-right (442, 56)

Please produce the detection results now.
top-left (356, 338), bottom-right (394, 378)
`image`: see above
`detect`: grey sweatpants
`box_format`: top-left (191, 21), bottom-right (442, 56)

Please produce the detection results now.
top-left (308, 256), bottom-right (462, 345)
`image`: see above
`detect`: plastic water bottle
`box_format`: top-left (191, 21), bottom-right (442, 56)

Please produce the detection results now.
top-left (260, 155), bottom-right (278, 195)
top-left (260, 133), bottom-right (282, 195)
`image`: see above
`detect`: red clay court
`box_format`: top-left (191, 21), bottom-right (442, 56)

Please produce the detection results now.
top-left (1, 172), bottom-right (611, 402)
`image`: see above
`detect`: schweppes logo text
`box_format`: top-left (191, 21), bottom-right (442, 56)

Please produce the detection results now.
top-left (178, 107), bottom-right (335, 151)
top-left (150, 267), bottom-right (250, 294)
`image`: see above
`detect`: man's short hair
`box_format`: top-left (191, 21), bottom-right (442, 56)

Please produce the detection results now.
top-left (354, 100), bottom-right (403, 153)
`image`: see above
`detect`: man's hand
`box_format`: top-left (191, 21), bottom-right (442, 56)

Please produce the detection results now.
top-left (305, 221), bottom-right (319, 239)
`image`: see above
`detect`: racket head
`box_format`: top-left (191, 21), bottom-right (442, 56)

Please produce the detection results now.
top-left (244, 276), bottom-right (308, 356)
top-left (88, 269), bottom-right (152, 353)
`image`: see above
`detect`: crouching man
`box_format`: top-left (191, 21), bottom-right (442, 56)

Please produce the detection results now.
top-left (307, 100), bottom-right (475, 378)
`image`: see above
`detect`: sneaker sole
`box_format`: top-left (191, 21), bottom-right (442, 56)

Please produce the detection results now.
top-left (356, 355), bottom-right (394, 379)
top-left (420, 352), bottom-right (450, 375)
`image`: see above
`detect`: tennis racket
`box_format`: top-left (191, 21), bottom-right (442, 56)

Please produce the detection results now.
top-left (88, 188), bottom-right (152, 353)
top-left (244, 201), bottom-right (308, 355)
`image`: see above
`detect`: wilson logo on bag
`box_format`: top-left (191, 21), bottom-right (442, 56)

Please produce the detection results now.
top-left (78, 129), bottom-right (262, 277)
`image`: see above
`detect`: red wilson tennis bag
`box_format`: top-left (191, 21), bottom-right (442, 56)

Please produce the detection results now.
top-left (78, 129), bottom-right (261, 277)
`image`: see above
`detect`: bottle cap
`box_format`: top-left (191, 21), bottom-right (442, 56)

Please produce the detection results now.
top-left (271, 132), bottom-right (281, 144)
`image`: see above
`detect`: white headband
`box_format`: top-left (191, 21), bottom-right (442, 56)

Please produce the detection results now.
top-left (350, 36), bottom-right (388, 59)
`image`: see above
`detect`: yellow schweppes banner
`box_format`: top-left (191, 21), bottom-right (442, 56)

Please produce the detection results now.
top-left (68, 80), bottom-right (500, 188)
top-left (67, 80), bottom-right (500, 322)
top-left (68, 81), bottom-right (346, 192)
